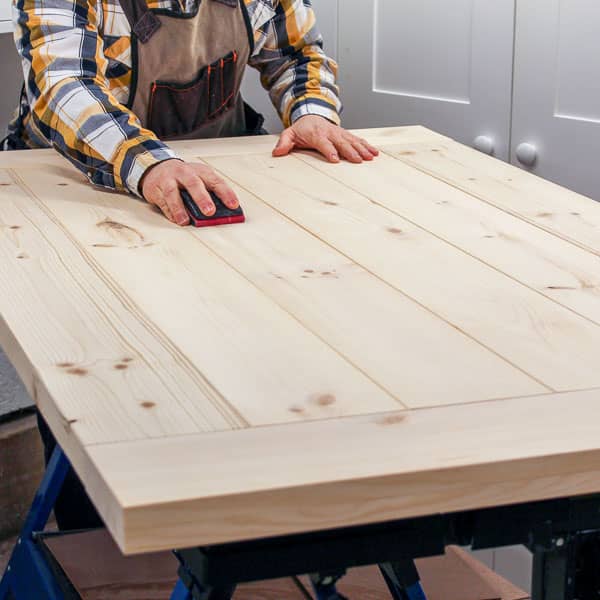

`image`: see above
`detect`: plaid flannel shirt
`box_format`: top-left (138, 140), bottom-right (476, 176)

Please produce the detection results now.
top-left (9, 0), bottom-right (341, 195)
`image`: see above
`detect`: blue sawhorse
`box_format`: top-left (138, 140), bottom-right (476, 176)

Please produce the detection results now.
top-left (0, 446), bottom-right (191, 600)
top-left (0, 445), bottom-right (427, 600)
top-left (0, 446), bottom-right (70, 600)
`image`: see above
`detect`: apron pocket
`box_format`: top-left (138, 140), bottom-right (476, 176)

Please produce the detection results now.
top-left (207, 50), bottom-right (238, 120)
top-left (147, 50), bottom-right (239, 139)
top-left (148, 68), bottom-right (210, 139)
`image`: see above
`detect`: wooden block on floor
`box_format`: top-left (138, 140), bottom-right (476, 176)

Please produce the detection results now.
top-left (47, 530), bottom-right (529, 599)
top-left (331, 547), bottom-right (529, 600)
top-left (416, 546), bottom-right (530, 600)
top-left (0, 413), bottom-right (44, 538)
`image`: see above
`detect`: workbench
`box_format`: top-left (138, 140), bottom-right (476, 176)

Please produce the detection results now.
top-left (0, 126), bottom-right (600, 599)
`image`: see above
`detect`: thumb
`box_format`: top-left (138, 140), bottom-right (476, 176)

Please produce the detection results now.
top-left (272, 129), bottom-right (295, 157)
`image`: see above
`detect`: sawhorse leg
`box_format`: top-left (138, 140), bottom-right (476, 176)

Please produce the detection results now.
top-left (380, 561), bottom-right (427, 600)
top-left (0, 446), bottom-right (70, 600)
top-left (173, 551), bottom-right (236, 600)
top-left (531, 532), bottom-right (600, 600)
top-left (310, 571), bottom-right (349, 600)
top-left (309, 561), bottom-right (427, 600)
top-left (171, 578), bottom-right (193, 600)
top-left (170, 579), bottom-right (236, 600)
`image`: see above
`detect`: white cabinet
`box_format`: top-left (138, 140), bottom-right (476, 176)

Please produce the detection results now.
top-left (511, 0), bottom-right (600, 199)
top-left (0, 0), bottom-right (12, 33)
top-left (335, 0), bottom-right (600, 200)
top-left (338, 0), bottom-right (516, 160)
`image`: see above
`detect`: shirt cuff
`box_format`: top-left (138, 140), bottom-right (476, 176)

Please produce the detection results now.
top-left (287, 97), bottom-right (341, 128)
top-left (113, 137), bottom-right (180, 197)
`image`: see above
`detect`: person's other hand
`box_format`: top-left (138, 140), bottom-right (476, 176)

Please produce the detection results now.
top-left (272, 115), bottom-right (379, 164)
top-left (140, 160), bottom-right (239, 226)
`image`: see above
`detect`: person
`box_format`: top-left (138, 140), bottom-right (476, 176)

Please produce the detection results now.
top-left (3, 0), bottom-right (379, 223)
top-left (3, 0), bottom-right (379, 531)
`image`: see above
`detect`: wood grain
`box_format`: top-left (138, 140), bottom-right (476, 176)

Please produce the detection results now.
top-left (189, 175), bottom-right (544, 407)
top-left (206, 152), bottom-right (600, 393)
top-left (385, 139), bottom-right (600, 255)
top-left (86, 388), bottom-right (600, 553)
top-left (297, 151), bottom-right (600, 326)
top-left (1, 165), bottom-right (401, 444)
top-left (0, 168), bottom-right (242, 443)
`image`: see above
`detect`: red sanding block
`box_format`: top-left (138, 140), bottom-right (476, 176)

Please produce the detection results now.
top-left (181, 189), bottom-right (245, 227)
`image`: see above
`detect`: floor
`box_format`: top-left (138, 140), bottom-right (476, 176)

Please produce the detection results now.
top-left (0, 532), bottom-right (16, 574)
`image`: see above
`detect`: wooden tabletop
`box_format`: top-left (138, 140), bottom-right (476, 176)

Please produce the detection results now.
top-left (1, 127), bottom-right (599, 555)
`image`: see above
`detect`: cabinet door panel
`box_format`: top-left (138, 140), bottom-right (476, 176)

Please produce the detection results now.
top-left (338, 0), bottom-right (515, 160)
top-left (512, 0), bottom-right (600, 200)
top-left (0, 0), bottom-right (10, 22)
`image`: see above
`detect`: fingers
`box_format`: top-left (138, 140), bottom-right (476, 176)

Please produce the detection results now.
top-left (314, 136), bottom-right (340, 163)
top-left (160, 181), bottom-right (190, 226)
top-left (334, 133), bottom-right (379, 163)
top-left (281, 115), bottom-right (380, 165)
top-left (361, 138), bottom-right (380, 157)
top-left (180, 173), bottom-right (215, 217)
top-left (350, 136), bottom-right (379, 161)
top-left (334, 136), bottom-right (363, 164)
top-left (193, 166), bottom-right (239, 210)
top-left (155, 195), bottom-right (174, 223)
top-left (272, 129), bottom-right (295, 157)
top-left (142, 159), bottom-right (242, 225)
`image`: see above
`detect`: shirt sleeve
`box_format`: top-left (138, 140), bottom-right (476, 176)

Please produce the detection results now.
top-left (248, 0), bottom-right (342, 127)
top-left (13, 0), bottom-right (177, 195)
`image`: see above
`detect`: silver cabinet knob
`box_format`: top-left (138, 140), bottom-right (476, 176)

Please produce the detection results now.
top-left (473, 136), bottom-right (495, 155)
top-left (516, 142), bottom-right (538, 167)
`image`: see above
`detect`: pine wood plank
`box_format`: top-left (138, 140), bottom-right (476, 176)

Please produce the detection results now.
top-left (0, 168), bottom-right (237, 444)
top-left (205, 153), bottom-right (600, 393)
top-left (295, 151), bottom-right (600, 326)
top-left (173, 126), bottom-right (448, 162)
top-left (0, 126), bottom-right (444, 169)
top-left (190, 175), bottom-right (544, 407)
top-left (384, 139), bottom-right (600, 255)
top-left (84, 388), bottom-right (600, 553)
top-left (2, 165), bottom-right (400, 439)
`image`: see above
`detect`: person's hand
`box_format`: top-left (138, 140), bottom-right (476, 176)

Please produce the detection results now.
top-left (272, 115), bottom-right (379, 164)
top-left (140, 159), bottom-right (239, 226)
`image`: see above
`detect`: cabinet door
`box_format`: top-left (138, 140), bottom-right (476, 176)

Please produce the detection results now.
top-left (0, 0), bottom-right (10, 20)
top-left (1, 0), bottom-right (12, 32)
top-left (338, 0), bottom-right (515, 160)
top-left (511, 0), bottom-right (600, 200)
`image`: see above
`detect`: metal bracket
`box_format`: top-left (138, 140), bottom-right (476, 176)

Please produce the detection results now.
top-left (309, 571), bottom-right (348, 600)
top-left (531, 531), bottom-right (600, 600)
top-left (469, 496), bottom-right (600, 600)
top-left (173, 551), bottom-right (236, 600)
top-left (380, 561), bottom-right (427, 600)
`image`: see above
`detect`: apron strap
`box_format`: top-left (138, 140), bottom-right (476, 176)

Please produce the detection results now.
top-left (119, 0), bottom-right (161, 44)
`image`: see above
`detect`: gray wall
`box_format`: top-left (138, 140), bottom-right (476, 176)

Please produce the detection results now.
top-left (0, 33), bottom-right (23, 137)
top-left (0, 33), bottom-right (31, 418)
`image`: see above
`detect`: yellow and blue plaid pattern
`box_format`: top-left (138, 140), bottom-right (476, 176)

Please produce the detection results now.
top-left (9, 0), bottom-right (340, 195)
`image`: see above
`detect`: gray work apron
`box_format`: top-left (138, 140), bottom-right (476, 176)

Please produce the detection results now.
top-left (120, 0), bottom-right (264, 140)
top-left (1, 0), bottom-right (265, 152)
